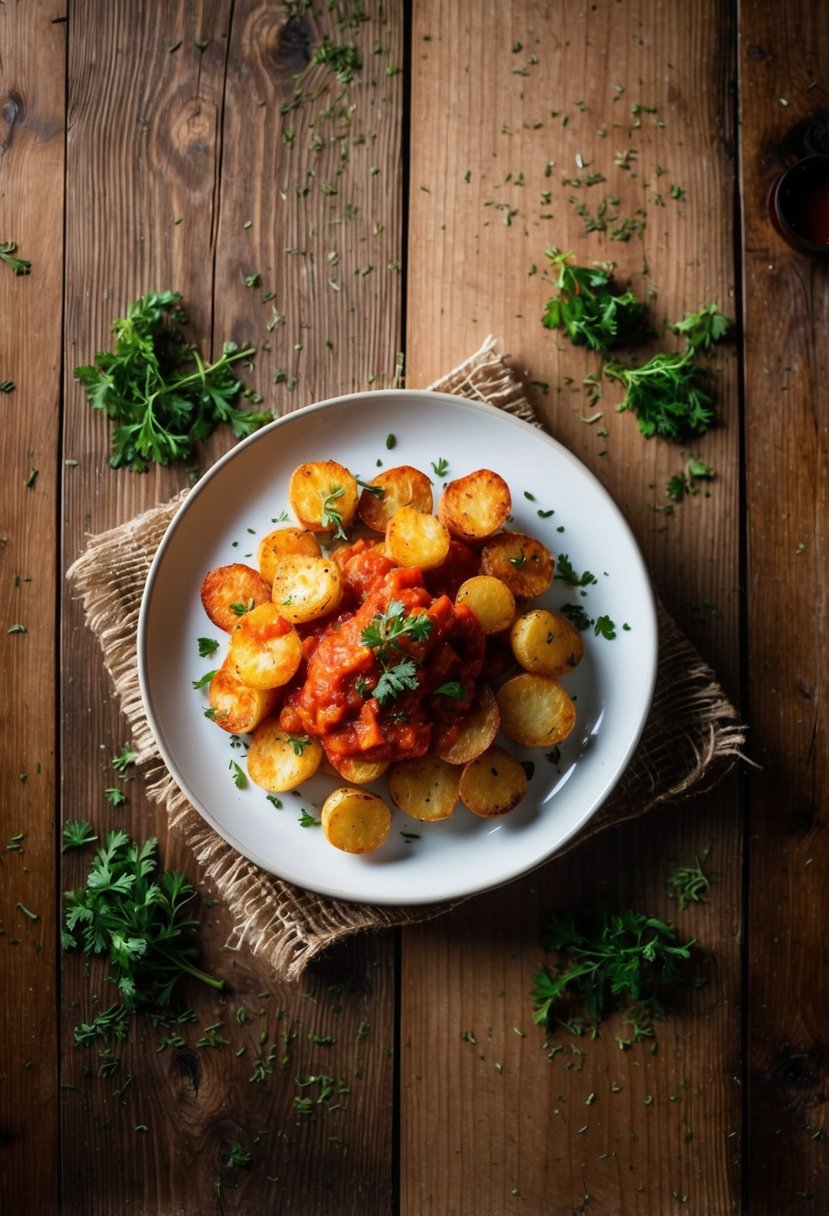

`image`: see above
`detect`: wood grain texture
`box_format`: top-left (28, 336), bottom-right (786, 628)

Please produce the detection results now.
top-left (403, 2), bottom-right (742, 1213)
top-left (60, 3), bottom-right (404, 1212)
top-left (0, 2), bottom-right (66, 1211)
top-left (739, 1), bottom-right (829, 1210)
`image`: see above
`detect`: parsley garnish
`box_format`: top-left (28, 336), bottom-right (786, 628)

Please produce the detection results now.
top-left (229, 597), bottom-right (255, 616)
top-left (541, 247), bottom-right (648, 355)
top-left (62, 830), bottom-right (223, 1008)
top-left (431, 457), bottom-right (450, 478)
top-left (198, 637), bottom-right (220, 657)
top-left (594, 615), bottom-right (617, 639)
top-left (361, 599), bottom-right (433, 656)
top-left (62, 819), bottom-right (98, 851)
top-left (0, 240), bottom-right (31, 276)
top-left (319, 484), bottom-right (348, 539)
top-left (373, 658), bottom-right (419, 706)
top-left (555, 554), bottom-right (597, 588)
top-left (559, 603), bottom-right (592, 631)
top-left (74, 291), bottom-right (270, 471)
top-left (298, 809), bottom-right (320, 827)
top-left (434, 680), bottom-right (465, 699)
top-left (287, 734), bottom-right (312, 756)
top-left (229, 760), bottom-right (247, 789)
top-left (605, 305), bottom-right (730, 442)
top-left (112, 745), bottom-right (138, 774)
top-left (531, 904), bottom-right (695, 1038)
top-left (192, 669), bottom-right (217, 690)
top-left (667, 855), bottom-right (711, 911)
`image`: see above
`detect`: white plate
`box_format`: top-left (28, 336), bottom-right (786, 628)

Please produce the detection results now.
top-left (138, 390), bottom-right (657, 905)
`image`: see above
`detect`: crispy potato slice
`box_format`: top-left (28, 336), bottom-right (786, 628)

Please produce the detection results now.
top-left (321, 787), bottom-right (392, 854)
top-left (388, 755), bottom-right (460, 821)
top-left (455, 574), bottom-right (516, 634)
top-left (257, 527), bottom-right (321, 584)
top-left (386, 506), bottom-right (451, 570)
top-left (200, 563), bottom-right (272, 632)
top-left (480, 531), bottom-right (554, 598)
top-left (510, 609), bottom-right (584, 676)
top-left (495, 673), bottom-right (576, 747)
top-left (459, 745), bottom-right (528, 817)
top-left (207, 657), bottom-right (280, 734)
top-left (288, 460), bottom-right (360, 536)
top-left (247, 718), bottom-right (323, 792)
top-left (434, 685), bottom-right (500, 764)
top-left (437, 469), bottom-right (511, 542)
top-left (357, 465), bottom-right (434, 532)
top-left (270, 554), bottom-right (343, 623)
top-left (322, 754), bottom-right (390, 785)
top-left (227, 604), bottom-right (303, 690)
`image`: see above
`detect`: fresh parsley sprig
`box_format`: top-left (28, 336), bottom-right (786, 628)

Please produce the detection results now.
top-left (0, 240), bottom-right (31, 276)
top-left (605, 304), bottom-right (730, 442)
top-left (531, 903), bottom-right (695, 1038)
top-left (361, 600), bottom-right (434, 706)
top-left (542, 247), bottom-right (648, 356)
top-left (74, 291), bottom-right (271, 472)
top-left (62, 829), bottom-right (223, 1009)
top-left (319, 485), bottom-right (348, 539)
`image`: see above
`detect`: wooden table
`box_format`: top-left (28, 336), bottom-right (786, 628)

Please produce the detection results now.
top-left (2, 2), bottom-right (827, 1212)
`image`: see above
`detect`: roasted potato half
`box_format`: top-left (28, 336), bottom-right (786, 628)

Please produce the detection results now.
top-left (438, 469), bottom-right (511, 543)
top-left (247, 719), bottom-right (324, 792)
top-left (227, 603), bottom-right (303, 690)
top-left (459, 745), bottom-right (528, 818)
top-left (207, 658), bottom-right (279, 734)
top-left (480, 531), bottom-right (554, 598)
top-left (321, 786), bottom-right (392, 853)
top-left (270, 554), bottom-right (343, 623)
top-left (388, 754), bottom-right (460, 821)
top-left (386, 506), bottom-right (451, 570)
top-left (200, 563), bottom-right (272, 632)
top-left (455, 574), bottom-right (516, 635)
top-left (322, 754), bottom-right (390, 785)
top-left (433, 685), bottom-right (500, 765)
top-left (257, 526), bottom-right (321, 584)
top-left (510, 608), bottom-right (584, 676)
top-left (495, 673), bottom-right (576, 747)
top-left (357, 465), bottom-right (434, 532)
top-left (288, 460), bottom-right (360, 536)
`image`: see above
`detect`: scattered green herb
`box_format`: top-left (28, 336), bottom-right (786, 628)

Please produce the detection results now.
top-left (531, 904), bottom-right (695, 1038)
top-left (667, 855), bottom-right (711, 911)
top-left (62, 829), bottom-right (223, 1009)
top-left (542, 248), bottom-right (648, 355)
top-left (197, 637), bottom-right (220, 657)
top-left (0, 240), bottom-right (31, 276)
top-left (319, 485), bottom-right (348, 540)
top-left (74, 291), bottom-right (270, 471)
top-left (62, 819), bottom-right (98, 851)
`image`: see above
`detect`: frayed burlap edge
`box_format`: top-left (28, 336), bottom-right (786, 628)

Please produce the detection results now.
top-left (66, 336), bottom-right (746, 981)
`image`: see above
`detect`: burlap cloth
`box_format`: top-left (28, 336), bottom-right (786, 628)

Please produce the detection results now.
top-left (67, 337), bottom-right (746, 981)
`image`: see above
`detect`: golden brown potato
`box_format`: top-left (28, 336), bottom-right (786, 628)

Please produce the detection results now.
top-left (227, 604), bottom-right (303, 690)
top-left (433, 685), bottom-right (500, 765)
top-left (207, 658), bottom-right (280, 734)
top-left (437, 469), bottom-right (511, 543)
top-left (455, 574), bottom-right (516, 635)
top-left (200, 563), bottom-right (272, 632)
top-left (495, 673), bottom-right (576, 747)
top-left (270, 554), bottom-right (343, 623)
top-left (247, 718), bottom-right (324, 792)
top-left (288, 460), bottom-right (360, 537)
top-left (321, 787), bottom-right (392, 853)
top-left (480, 531), bottom-right (554, 598)
top-left (459, 745), bottom-right (528, 817)
top-left (257, 527), bottom-right (321, 584)
top-left (510, 609), bottom-right (584, 676)
top-left (385, 506), bottom-right (451, 570)
top-left (357, 465), bottom-right (434, 532)
top-left (387, 754), bottom-right (460, 821)
top-left (322, 754), bottom-right (390, 785)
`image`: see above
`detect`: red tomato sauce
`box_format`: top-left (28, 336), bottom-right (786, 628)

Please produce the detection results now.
top-left (279, 553), bottom-right (485, 763)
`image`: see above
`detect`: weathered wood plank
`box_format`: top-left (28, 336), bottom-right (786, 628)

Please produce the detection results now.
top-left (61, 2), bottom-right (404, 1212)
top-left (0, 2), bottom-right (66, 1212)
top-left (403, 1), bottom-right (742, 1212)
top-left (739, 1), bottom-right (829, 1208)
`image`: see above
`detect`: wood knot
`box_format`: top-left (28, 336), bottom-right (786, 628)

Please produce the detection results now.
top-left (173, 1045), bottom-right (201, 1094)
top-left (271, 14), bottom-right (312, 73)
top-left (772, 1049), bottom-right (824, 1103)
top-left (1, 90), bottom-right (24, 152)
